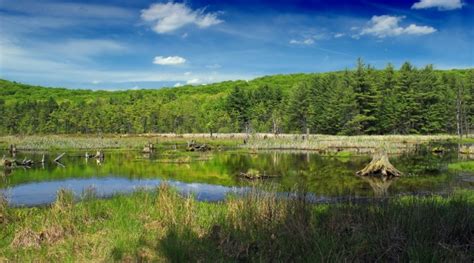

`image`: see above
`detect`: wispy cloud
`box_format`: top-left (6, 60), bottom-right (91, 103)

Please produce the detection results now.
top-left (206, 63), bottom-right (222, 69)
top-left (153, 56), bottom-right (186, 65)
top-left (141, 2), bottom-right (222, 34)
top-left (360, 15), bottom-right (436, 38)
top-left (412, 0), bottom-right (463, 10)
top-left (0, 0), bottom-right (134, 19)
top-left (0, 38), bottom-right (251, 86)
top-left (289, 38), bottom-right (314, 45)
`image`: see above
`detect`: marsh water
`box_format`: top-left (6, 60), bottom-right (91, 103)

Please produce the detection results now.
top-left (1, 145), bottom-right (473, 206)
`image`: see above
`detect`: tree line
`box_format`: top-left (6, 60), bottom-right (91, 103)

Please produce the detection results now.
top-left (0, 59), bottom-right (472, 136)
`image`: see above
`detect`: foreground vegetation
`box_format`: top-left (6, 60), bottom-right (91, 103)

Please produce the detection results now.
top-left (1, 186), bottom-right (472, 262)
top-left (1, 60), bottom-right (472, 135)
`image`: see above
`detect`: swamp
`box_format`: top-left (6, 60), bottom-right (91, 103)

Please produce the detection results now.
top-left (0, 135), bottom-right (473, 261)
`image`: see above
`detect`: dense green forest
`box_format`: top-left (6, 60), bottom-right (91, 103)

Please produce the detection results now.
top-left (0, 60), bottom-right (472, 135)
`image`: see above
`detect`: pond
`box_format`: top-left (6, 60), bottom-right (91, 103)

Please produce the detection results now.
top-left (1, 146), bottom-right (473, 206)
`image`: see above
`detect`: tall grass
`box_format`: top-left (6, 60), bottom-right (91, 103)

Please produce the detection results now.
top-left (0, 134), bottom-right (457, 151)
top-left (0, 134), bottom-right (239, 150)
top-left (0, 187), bottom-right (472, 261)
top-left (246, 134), bottom-right (457, 154)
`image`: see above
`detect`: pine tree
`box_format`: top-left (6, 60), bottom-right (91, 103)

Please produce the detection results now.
top-left (350, 58), bottom-right (379, 134)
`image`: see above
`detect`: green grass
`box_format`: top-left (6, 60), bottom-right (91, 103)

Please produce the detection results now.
top-left (0, 134), bottom-right (240, 150)
top-left (448, 161), bottom-right (474, 172)
top-left (1, 186), bottom-right (472, 262)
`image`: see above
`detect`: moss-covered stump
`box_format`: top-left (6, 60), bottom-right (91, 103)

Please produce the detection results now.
top-left (356, 152), bottom-right (402, 178)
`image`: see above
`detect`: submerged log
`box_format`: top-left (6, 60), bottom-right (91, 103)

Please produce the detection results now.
top-left (54, 153), bottom-right (66, 162)
top-left (356, 152), bottom-right (402, 178)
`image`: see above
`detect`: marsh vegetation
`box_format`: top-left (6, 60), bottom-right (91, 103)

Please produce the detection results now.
top-left (0, 186), bottom-right (472, 262)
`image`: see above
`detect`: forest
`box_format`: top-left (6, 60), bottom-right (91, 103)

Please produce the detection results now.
top-left (0, 59), bottom-right (472, 136)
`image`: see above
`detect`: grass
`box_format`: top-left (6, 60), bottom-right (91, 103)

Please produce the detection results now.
top-left (0, 134), bottom-right (459, 153)
top-left (0, 186), bottom-right (472, 262)
top-left (448, 161), bottom-right (474, 172)
top-left (246, 134), bottom-right (457, 154)
top-left (0, 134), bottom-right (240, 150)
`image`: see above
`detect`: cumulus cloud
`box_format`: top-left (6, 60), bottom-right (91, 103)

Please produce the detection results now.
top-left (141, 2), bottom-right (222, 33)
top-left (153, 56), bottom-right (186, 65)
top-left (412, 0), bottom-right (463, 10)
top-left (289, 38), bottom-right (314, 45)
top-left (174, 82), bottom-right (183, 87)
top-left (360, 15), bottom-right (436, 38)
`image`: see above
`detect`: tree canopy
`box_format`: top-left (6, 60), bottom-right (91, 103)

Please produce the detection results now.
top-left (0, 60), bottom-right (472, 135)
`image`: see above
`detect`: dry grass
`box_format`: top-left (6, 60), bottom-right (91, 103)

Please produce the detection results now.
top-left (246, 134), bottom-right (457, 154)
top-left (0, 133), bottom-right (457, 153)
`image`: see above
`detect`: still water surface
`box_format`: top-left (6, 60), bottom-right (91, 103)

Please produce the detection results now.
top-left (1, 147), bottom-right (472, 206)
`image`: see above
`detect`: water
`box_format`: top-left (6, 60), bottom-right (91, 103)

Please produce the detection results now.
top-left (1, 147), bottom-right (473, 206)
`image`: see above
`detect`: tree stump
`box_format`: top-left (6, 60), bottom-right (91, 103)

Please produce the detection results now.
top-left (356, 152), bottom-right (402, 178)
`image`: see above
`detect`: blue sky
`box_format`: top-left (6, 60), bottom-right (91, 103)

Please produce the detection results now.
top-left (0, 0), bottom-right (472, 90)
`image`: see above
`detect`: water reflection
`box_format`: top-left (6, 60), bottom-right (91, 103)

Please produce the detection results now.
top-left (0, 148), bottom-right (472, 206)
top-left (356, 175), bottom-right (398, 196)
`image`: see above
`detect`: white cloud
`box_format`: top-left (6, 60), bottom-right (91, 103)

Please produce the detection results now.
top-left (174, 82), bottom-right (183, 87)
top-left (0, 37), bottom-right (256, 88)
top-left (184, 71), bottom-right (192, 76)
top-left (360, 15), bottom-right (436, 38)
top-left (334, 33), bottom-right (345, 38)
top-left (289, 38), bottom-right (314, 45)
top-left (141, 2), bottom-right (222, 34)
top-left (403, 24), bottom-right (438, 35)
top-left (186, 78), bottom-right (201, 85)
top-left (412, 0), bottom-right (463, 10)
top-left (92, 80), bottom-right (100, 84)
top-left (153, 56), bottom-right (186, 65)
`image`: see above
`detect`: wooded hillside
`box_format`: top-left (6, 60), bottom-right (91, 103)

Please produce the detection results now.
top-left (1, 60), bottom-right (472, 135)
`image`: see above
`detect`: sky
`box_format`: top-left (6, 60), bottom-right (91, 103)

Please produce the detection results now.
top-left (0, 0), bottom-right (473, 90)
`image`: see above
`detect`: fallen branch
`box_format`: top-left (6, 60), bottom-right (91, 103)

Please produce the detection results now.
top-left (54, 153), bottom-right (66, 162)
